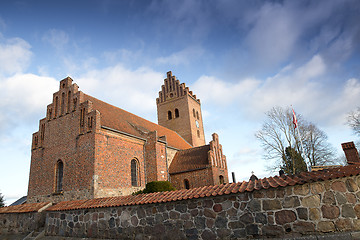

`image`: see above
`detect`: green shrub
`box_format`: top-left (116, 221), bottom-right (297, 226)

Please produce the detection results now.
top-left (133, 181), bottom-right (175, 195)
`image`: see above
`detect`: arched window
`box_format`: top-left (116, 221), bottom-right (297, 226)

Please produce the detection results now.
top-left (197, 130), bottom-right (200, 138)
top-left (193, 109), bottom-right (196, 118)
top-left (131, 159), bottom-right (139, 187)
top-left (168, 111), bottom-right (172, 120)
top-left (184, 179), bottom-right (190, 189)
top-left (196, 111), bottom-right (199, 120)
top-left (219, 175), bottom-right (224, 184)
top-left (175, 108), bottom-right (179, 118)
top-left (55, 160), bottom-right (64, 192)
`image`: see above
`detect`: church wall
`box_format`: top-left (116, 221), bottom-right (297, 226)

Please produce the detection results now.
top-left (157, 96), bottom-right (193, 145)
top-left (27, 99), bottom-right (96, 203)
top-left (186, 95), bottom-right (206, 147)
top-left (211, 166), bottom-right (229, 185)
top-left (93, 130), bottom-right (146, 198)
top-left (144, 131), bottom-right (168, 182)
top-left (170, 168), bottom-right (214, 190)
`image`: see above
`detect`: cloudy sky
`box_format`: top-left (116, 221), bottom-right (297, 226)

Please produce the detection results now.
top-left (1, 0), bottom-right (360, 205)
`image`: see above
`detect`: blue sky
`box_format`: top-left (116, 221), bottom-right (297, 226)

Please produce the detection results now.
top-left (1, 0), bottom-right (360, 205)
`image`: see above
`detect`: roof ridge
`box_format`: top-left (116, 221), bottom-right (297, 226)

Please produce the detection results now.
top-left (83, 94), bottom-right (192, 149)
top-left (178, 144), bottom-right (210, 152)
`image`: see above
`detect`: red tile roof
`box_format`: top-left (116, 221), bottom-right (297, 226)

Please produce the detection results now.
top-left (45, 164), bottom-right (360, 212)
top-left (84, 94), bottom-right (192, 150)
top-left (0, 202), bottom-right (51, 213)
top-left (169, 145), bottom-right (211, 174)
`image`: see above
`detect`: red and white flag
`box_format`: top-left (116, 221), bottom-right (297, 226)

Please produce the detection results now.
top-left (292, 108), bottom-right (298, 129)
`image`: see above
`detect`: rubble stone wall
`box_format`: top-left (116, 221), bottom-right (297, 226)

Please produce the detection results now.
top-left (44, 175), bottom-right (360, 239)
top-left (0, 212), bottom-right (46, 235)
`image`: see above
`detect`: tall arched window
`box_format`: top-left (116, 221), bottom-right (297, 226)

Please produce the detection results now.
top-left (131, 159), bottom-right (139, 187)
top-left (175, 108), bottom-right (179, 118)
top-left (55, 160), bottom-right (64, 192)
top-left (168, 111), bottom-right (172, 120)
top-left (193, 109), bottom-right (196, 118)
top-left (184, 179), bottom-right (190, 189)
top-left (196, 111), bottom-right (199, 120)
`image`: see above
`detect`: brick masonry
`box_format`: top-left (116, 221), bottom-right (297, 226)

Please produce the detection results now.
top-left (27, 75), bottom-right (229, 203)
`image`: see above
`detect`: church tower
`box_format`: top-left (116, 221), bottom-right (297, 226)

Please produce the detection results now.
top-left (157, 71), bottom-right (206, 147)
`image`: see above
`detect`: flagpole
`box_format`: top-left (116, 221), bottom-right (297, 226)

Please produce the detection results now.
top-left (292, 107), bottom-right (311, 172)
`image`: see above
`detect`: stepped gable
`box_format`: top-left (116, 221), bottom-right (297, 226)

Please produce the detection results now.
top-left (84, 94), bottom-right (192, 150)
top-left (45, 164), bottom-right (360, 212)
top-left (169, 145), bottom-right (211, 174)
top-left (0, 202), bottom-right (50, 213)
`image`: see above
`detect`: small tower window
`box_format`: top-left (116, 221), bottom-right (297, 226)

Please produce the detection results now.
top-left (131, 159), bottom-right (139, 187)
top-left (184, 179), bottom-right (190, 189)
top-left (219, 175), bottom-right (225, 184)
top-left (197, 130), bottom-right (200, 138)
top-left (175, 108), bottom-right (179, 118)
top-left (193, 109), bottom-right (196, 118)
top-left (55, 160), bottom-right (64, 192)
top-left (168, 111), bottom-right (172, 120)
top-left (196, 111), bottom-right (199, 120)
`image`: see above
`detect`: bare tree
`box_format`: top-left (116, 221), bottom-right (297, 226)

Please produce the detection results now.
top-left (256, 106), bottom-right (337, 173)
top-left (347, 107), bottom-right (360, 137)
top-left (302, 123), bottom-right (336, 166)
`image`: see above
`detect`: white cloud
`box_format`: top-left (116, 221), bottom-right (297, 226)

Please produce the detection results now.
top-left (76, 65), bottom-right (163, 120)
top-left (192, 75), bottom-right (260, 106)
top-left (192, 54), bottom-right (360, 128)
top-left (0, 74), bottom-right (58, 133)
top-left (42, 29), bottom-right (69, 51)
top-left (0, 35), bottom-right (32, 75)
top-left (156, 46), bottom-right (205, 66)
top-left (245, 2), bottom-right (300, 66)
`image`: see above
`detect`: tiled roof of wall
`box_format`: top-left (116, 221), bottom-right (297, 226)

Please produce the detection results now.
top-left (84, 94), bottom-right (192, 150)
top-left (0, 202), bottom-right (50, 213)
top-left (169, 145), bottom-right (210, 174)
top-left (46, 164), bottom-right (360, 212)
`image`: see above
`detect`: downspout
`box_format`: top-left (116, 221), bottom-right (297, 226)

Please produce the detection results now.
top-left (143, 139), bottom-right (147, 185)
top-left (165, 142), bottom-right (169, 181)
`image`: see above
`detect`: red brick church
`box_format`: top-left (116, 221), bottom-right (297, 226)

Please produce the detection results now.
top-left (27, 71), bottom-right (228, 203)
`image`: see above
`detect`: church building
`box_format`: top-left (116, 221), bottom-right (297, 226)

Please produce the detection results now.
top-left (27, 71), bottom-right (228, 203)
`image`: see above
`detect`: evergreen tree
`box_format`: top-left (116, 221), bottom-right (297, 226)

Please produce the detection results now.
top-left (281, 146), bottom-right (307, 175)
top-left (0, 192), bottom-right (5, 207)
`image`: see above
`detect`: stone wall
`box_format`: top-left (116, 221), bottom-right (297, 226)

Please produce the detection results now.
top-left (0, 212), bottom-right (46, 235)
top-left (44, 175), bottom-right (360, 239)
